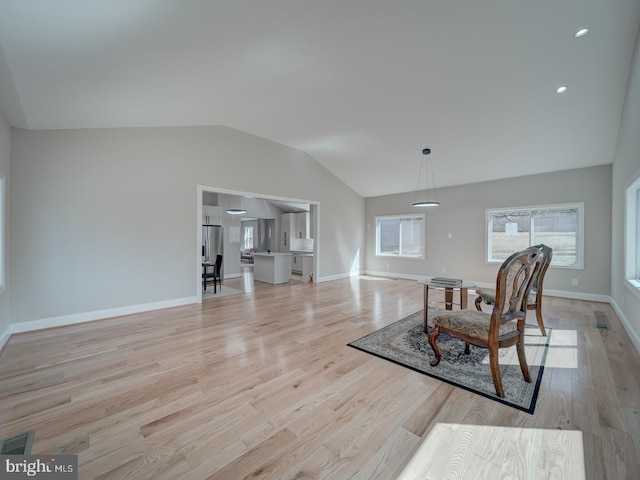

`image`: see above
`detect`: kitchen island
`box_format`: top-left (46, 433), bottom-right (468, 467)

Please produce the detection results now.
top-left (253, 252), bottom-right (292, 285)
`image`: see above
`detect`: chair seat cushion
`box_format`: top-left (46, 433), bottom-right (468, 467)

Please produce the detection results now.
top-left (431, 309), bottom-right (518, 340)
top-left (476, 288), bottom-right (536, 306)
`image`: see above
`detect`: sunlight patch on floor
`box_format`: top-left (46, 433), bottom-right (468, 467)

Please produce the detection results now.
top-left (397, 423), bottom-right (585, 480)
top-left (545, 329), bottom-right (579, 368)
top-left (472, 329), bottom-right (579, 369)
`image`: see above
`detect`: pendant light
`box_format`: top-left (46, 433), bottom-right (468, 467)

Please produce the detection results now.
top-left (412, 148), bottom-right (440, 207)
top-left (226, 196), bottom-right (247, 215)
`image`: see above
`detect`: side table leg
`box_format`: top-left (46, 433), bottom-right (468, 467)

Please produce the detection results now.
top-left (445, 288), bottom-right (453, 310)
top-left (423, 285), bottom-right (429, 332)
top-left (460, 288), bottom-right (468, 309)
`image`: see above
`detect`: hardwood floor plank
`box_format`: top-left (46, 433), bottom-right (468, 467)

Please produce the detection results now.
top-left (349, 427), bottom-right (420, 480)
top-left (581, 431), bottom-right (607, 480)
top-left (401, 382), bottom-right (453, 436)
top-left (584, 329), bottom-right (630, 433)
top-left (572, 384), bottom-right (602, 437)
top-left (622, 405), bottom-right (640, 455)
top-left (600, 426), bottom-right (640, 479)
top-left (206, 428), bottom-right (298, 479)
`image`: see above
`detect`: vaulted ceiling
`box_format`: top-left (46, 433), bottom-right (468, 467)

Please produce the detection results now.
top-left (0, 1), bottom-right (638, 197)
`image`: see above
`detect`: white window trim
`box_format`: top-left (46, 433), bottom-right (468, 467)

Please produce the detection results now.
top-left (485, 202), bottom-right (584, 270)
top-left (243, 225), bottom-right (254, 250)
top-left (375, 213), bottom-right (425, 259)
top-left (625, 171), bottom-right (640, 298)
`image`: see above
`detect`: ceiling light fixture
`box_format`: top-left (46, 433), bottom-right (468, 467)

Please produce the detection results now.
top-left (556, 85), bottom-right (568, 94)
top-left (412, 148), bottom-right (440, 208)
top-left (574, 27), bottom-right (589, 38)
top-left (226, 196), bottom-right (247, 215)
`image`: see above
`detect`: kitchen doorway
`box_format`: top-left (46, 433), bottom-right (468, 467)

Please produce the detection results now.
top-left (196, 185), bottom-right (320, 303)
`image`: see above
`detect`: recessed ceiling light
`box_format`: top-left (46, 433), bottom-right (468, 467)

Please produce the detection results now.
top-left (575, 28), bottom-right (589, 38)
top-left (556, 86), bottom-right (568, 94)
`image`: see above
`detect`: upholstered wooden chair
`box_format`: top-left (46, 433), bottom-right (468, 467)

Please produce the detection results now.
top-left (427, 246), bottom-right (542, 398)
top-left (475, 244), bottom-right (552, 336)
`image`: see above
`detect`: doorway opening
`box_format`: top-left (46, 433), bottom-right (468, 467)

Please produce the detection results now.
top-left (196, 185), bottom-right (320, 302)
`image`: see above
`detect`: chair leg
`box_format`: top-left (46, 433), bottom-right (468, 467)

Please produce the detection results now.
top-left (464, 342), bottom-right (471, 355)
top-left (535, 302), bottom-right (546, 336)
top-left (516, 333), bottom-right (532, 383)
top-left (474, 296), bottom-right (483, 311)
top-left (427, 325), bottom-right (442, 367)
top-left (488, 344), bottom-right (504, 398)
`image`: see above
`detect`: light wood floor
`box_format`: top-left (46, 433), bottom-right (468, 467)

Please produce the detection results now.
top-left (1, 271), bottom-right (639, 479)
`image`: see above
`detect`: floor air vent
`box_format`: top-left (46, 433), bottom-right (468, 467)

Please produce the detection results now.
top-left (0, 430), bottom-right (34, 455)
top-left (595, 311), bottom-right (609, 330)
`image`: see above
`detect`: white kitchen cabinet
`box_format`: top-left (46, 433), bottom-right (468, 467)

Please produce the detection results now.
top-left (292, 254), bottom-right (301, 273)
top-left (203, 206), bottom-right (222, 225)
top-left (281, 212), bottom-right (310, 252)
top-left (295, 212), bottom-right (309, 239)
top-left (280, 213), bottom-right (294, 252)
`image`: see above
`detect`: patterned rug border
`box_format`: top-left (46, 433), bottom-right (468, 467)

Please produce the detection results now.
top-left (348, 310), bottom-right (551, 414)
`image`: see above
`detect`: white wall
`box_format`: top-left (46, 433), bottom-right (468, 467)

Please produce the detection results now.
top-left (366, 164), bottom-right (612, 297)
top-left (611, 27), bottom-right (640, 352)
top-left (0, 109), bottom-right (10, 345)
top-left (10, 125), bottom-right (364, 325)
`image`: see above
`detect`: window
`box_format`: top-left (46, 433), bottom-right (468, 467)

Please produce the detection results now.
top-left (625, 173), bottom-right (640, 291)
top-left (243, 226), bottom-right (254, 250)
top-left (487, 203), bottom-right (583, 268)
top-left (375, 214), bottom-right (424, 258)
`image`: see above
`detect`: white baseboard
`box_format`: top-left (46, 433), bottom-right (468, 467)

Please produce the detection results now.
top-left (317, 270), bottom-right (361, 283)
top-left (363, 270), bottom-right (613, 303)
top-left (0, 326), bottom-right (10, 353)
top-left (541, 289), bottom-right (612, 303)
top-left (363, 270), bottom-right (424, 281)
top-left (610, 298), bottom-right (640, 357)
top-left (8, 296), bottom-right (197, 336)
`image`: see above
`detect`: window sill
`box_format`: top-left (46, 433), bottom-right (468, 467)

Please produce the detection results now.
top-left (625, 279), bottom-right (640, 300)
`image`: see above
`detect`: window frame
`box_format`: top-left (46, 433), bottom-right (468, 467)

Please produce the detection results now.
top-left (375, 213), bottom-right (425, 259)
top-left (485, 202), bottom-right (584, 269)
top-left (243, 225), bottom-right (254, 250)
top-left (625, 171), bottom-right (640, 295)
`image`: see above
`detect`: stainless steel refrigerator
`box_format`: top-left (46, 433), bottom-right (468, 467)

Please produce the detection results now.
top-left (202, 224), bottom-right (224, 279)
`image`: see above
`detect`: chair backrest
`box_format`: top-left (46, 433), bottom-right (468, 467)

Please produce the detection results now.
top-left (492, 246), bottom-right (542, 324)
top-left (531, 244), bottom-right (553, 294)
top-left (215, 254), bottom-right (223, 275)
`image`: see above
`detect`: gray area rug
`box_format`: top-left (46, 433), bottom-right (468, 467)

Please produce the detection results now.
top-left (348, 310), bottom-right (550, 414)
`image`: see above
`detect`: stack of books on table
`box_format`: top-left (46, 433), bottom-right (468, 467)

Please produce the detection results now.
top-left (430, 277), bottom-right (463, 286)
